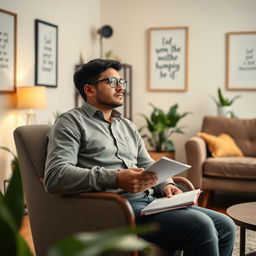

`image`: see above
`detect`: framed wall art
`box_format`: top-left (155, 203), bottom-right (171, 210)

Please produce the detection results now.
top-left (35, 19), bottom-right (58, 87)
top-left (0, 8), bottom-right (17, 93)
top-left (148, 27), bottom-right (189, 92)
top-left (226, 31), bottom-right (256, 91)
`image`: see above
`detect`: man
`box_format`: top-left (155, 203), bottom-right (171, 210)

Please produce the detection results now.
top-left (44, 59), bottom-right (236, 256)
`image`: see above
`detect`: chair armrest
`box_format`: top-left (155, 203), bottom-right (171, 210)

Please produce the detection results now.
top-left (185, 136), bottom-right (207, 188)
top-left (75, 192), bottom-right (136, 227)
top-left (173, 176), bottom-right (195, 192)
top-left (31, 181), bottom-right (136, 256)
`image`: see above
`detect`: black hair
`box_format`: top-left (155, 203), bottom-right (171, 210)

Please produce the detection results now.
top-left (73, 58), bottom-right (122, 101)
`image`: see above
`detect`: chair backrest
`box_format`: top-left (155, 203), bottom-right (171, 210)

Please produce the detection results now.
top-left (201, 116), bottom-right (256, 157)
top-left (14, 124), bottom-right (50, 179)
top-left (14, 125), bottom-right (53, 255)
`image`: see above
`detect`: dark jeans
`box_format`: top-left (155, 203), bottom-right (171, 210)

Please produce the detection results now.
top-left (129, 197), bottom-right (236, 256)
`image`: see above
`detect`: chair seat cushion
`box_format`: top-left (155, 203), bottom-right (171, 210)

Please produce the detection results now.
top-left (203, 157), bottom-right (256, 180)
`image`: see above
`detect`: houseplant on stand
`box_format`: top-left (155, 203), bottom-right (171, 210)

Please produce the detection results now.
top-left (211, 87), bottom-right (241, 117)
top-left (139, 103), bottom-right (192, 160)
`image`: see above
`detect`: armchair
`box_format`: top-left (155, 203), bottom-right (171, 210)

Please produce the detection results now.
top-left (185, 116), bottom-right (256, 207)
top-left (14, 124), bottom-right (194, 256)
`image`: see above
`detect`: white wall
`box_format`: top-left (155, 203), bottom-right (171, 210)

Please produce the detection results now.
top-left (0, 0), bottom-right (100, 191)
top-left (1, 0), bottom-right (256, 191)
top-left (101, 0), bottom-right (256, 165)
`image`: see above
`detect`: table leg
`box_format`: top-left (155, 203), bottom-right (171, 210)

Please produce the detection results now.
top-left (240, 227), bottom-right (245, 256)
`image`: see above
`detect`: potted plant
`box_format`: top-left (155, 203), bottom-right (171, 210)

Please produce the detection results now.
top-left (211, 87), bottom-right (241, 117)
top-left (139, 103), bottom-right (192, 160)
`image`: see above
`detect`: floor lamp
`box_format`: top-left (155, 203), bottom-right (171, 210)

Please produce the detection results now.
top-left (97, 25), bottom-right (113, 58)
top-left (17, 86), bottom-right (47, 124)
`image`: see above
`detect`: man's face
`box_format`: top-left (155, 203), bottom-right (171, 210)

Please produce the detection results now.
top-left (92, 68), bottom-right (125, 109)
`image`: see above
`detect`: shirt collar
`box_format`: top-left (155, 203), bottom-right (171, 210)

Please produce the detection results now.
top-left (81, 101), bottom-right (122, 120)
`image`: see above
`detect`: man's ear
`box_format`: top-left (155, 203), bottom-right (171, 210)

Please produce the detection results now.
top-left (84, 84), bottom-right (95, 98)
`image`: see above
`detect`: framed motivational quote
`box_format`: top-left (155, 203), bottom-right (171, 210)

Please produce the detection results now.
top-left (226, 31), bottom-right (256, 91)
top-left (148, 27), bottom-right (189, 92)
top-left (35, 19), bottom-right (58, 87)
top-left (0, 9), bottom-right (17, 93)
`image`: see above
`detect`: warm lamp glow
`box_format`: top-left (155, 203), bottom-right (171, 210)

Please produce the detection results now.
top-left (17, 86), bottom-right (47, 124)
top-left (17, 86), bottom-right (47, 109)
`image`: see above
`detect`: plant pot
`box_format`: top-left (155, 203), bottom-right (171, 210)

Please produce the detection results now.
top-left (217, 106), bottom-right (232, 117)
top-left (149, 151), bottom-right (175, 161)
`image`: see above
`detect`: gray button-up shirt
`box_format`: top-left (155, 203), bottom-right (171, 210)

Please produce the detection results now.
top-left (44, 101), bottom-right (173, 200)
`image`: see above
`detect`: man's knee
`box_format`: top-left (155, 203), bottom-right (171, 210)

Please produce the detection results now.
top-left (189, 211), bottom-right (218, 242)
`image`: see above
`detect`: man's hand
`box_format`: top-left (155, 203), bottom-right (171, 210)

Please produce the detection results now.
top-left (163, 184), bottom-right (183, 198)
top-left (116, 168), bottom-right (157, 193)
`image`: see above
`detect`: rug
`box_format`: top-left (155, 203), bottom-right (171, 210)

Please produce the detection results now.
top-left (233, 226), bottom-right (256, 256)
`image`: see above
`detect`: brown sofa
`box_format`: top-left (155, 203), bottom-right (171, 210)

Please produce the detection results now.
top-left (185, 116), bottom-right (256, 207)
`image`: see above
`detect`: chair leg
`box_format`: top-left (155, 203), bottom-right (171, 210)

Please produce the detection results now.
top-left (200, 190), bottom-right (212, 208)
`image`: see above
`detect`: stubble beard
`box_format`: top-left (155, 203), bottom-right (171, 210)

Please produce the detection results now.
top-left (97, 97), bottom-right (123, 109)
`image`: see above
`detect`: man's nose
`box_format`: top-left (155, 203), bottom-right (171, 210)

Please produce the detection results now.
top-left (116, 82), bottom-right (125, 91)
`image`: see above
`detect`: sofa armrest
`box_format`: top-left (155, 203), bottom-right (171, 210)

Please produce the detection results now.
top-left (185, 136), bottom-right (207, 188)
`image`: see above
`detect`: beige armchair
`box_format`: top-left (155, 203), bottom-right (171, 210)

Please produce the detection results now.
top-left (185, 116), bottom-right (256, 207)
top-left (14, 124), bottom-right (194, 256)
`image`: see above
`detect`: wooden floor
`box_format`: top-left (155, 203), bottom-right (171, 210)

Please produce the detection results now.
top-left (20, 191), bottom-right (256, 255)
top-left (20, 214), bottom-right (35, 254)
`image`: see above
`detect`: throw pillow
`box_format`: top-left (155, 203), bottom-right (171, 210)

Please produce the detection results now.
top-left (197, 132), bottom-right (244, 157)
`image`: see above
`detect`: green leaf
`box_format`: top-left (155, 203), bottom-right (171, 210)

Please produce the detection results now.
top-left (163, 140), bottom-right (175, 152)
top-left (229, 95), bottom-right (242, 105)
top-left (47, 226), bottom-right (155, 256)
top-left (210, 95), bottom-right (221, 106)
top-left (218, 87), bottom-right (229, 106)
top-left (0, 197), bottom-right (17, 256)
top-left (4, 158), bottom-right (24, 230)
top-left (0, 146), bottom-right (17, 159)
top-left (17, 235), bottom-right (33, 256)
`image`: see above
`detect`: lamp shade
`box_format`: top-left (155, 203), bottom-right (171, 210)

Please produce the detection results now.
top-left (17, 86), bottom-right (47, 109)
top-left (97, 25), bottom-right (113, 38)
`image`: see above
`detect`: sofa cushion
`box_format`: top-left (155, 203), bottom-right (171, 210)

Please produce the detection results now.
top-left (201, 116), bottom-right (256, 157)
top-left (198, 132), bottom-right (244, 157)
top-left (203, 157), bottom-right (256, 180)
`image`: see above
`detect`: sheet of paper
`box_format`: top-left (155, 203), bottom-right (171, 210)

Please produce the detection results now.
top-left (144, 156), bottom-right (191, 184)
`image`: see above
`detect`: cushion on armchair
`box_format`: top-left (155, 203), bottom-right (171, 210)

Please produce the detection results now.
top-left (197, 132), bottom-right (244, 157)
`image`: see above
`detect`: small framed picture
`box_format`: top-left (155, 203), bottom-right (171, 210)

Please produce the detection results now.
top-left (0, 8), bottom-right (17, 93)
top-left (148, 27), bottom-right (189, 92)
top-left (35, 19), bottom-right (58, 87)
top-left (226, 31), bottom-right (256, 91)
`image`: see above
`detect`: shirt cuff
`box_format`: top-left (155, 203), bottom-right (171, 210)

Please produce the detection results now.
top-left (153, 177), bottom-right (175, 197)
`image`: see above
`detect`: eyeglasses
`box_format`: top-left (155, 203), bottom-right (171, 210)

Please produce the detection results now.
top-left (88, 77), bottom-right (127, 89)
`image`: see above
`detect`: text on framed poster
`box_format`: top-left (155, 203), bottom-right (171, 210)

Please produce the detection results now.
top-left (0, 8), bottom-right (17, 93)
top-left (148, 27), bottom-right (188, 92)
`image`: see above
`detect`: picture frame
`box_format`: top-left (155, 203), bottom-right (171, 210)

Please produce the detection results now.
top-left (35, 19), bottom-right (58, 87)
top-left (0, 8), bottom-right (17, 93)
top-left (226, 31), bottom-right (256, 91)
top-left (148, 27), bottom-right (189, 92)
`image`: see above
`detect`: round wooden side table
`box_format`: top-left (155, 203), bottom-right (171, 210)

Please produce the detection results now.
top-left (227, 202), bottom-right (256, 256)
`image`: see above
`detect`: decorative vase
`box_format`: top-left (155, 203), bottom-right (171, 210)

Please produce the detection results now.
top-left (217, 106), bottom-right (232, 117)
top-left (149, 151), bottom-right (175, 161)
